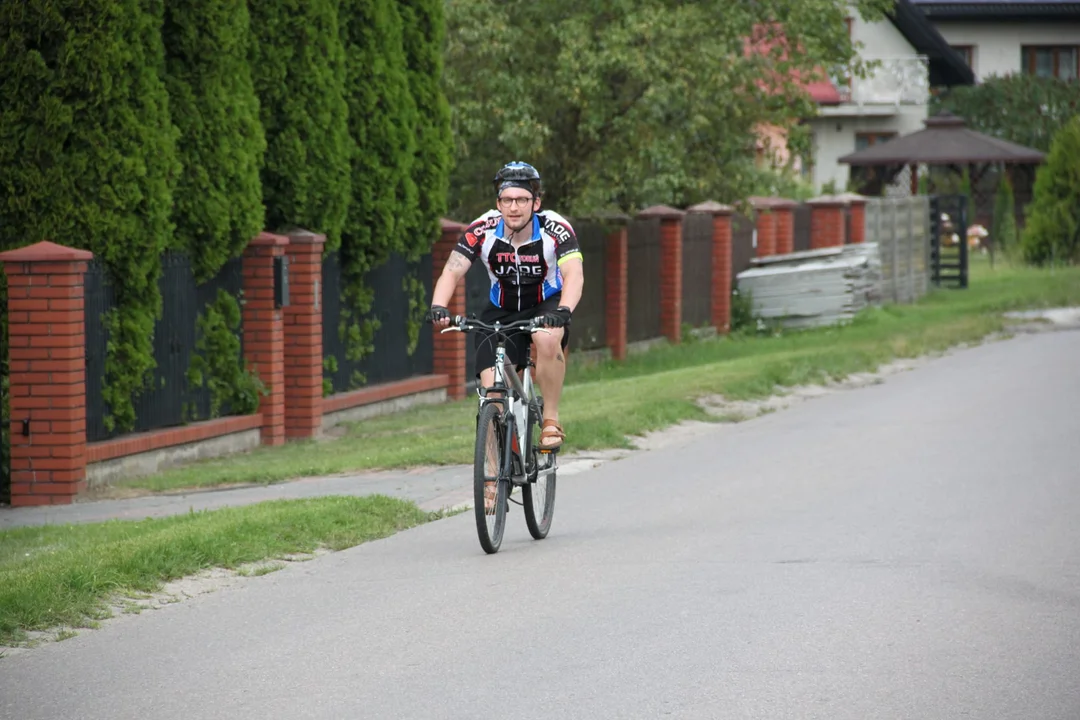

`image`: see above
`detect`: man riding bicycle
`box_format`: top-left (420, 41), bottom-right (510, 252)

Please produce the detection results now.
top-left (428, 161), bottom-right (584, 452)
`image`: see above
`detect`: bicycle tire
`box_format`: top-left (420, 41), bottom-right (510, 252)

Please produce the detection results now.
top-left (522, 405), bottom-right (557, 540)
top-left (474, 402), bottom-right (509, 554)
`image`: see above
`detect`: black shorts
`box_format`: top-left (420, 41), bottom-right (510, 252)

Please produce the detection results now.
top-left (474, 296), bottom-right (570, 378)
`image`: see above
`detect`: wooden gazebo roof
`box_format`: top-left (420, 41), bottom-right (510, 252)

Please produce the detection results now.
top-left (837, 111), bottom-right (1045, 167)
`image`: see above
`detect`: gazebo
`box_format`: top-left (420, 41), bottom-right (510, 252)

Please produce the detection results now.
top-left (837, 111), bottom-right (1045, 230)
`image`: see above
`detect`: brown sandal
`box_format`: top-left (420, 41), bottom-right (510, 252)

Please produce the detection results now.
top-left (539, 420), bottom-right (565, 452)
top-left (483, 481), bottom-right (497, 513)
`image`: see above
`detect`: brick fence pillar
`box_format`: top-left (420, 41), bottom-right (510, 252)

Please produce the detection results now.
top-left (283, 229), bottom-right (326, 439)
top-left (243, 232), bottom-right (287, 446)
top-left (688, 201), bottom-right (735, 334)
top-left (638, 205), bottom-right (686, 344)
top-left (434, 219), bottom-right (467, 399)
top-left (751, 197), bottom-right (777, 257)
top-left (808, 195), bottom-right (848, 249)
top-left (837, 192), bottom-right (868, 244)
top-left (772, 198), bottom-right (799, 255)
top-left (602, 214), bottom-right (630, 361)
top-left (0, 241), bottom-right (93, 506)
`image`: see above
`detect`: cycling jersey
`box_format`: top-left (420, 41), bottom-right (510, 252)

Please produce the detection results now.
top-left (455, 209), bottom-right (583, 312)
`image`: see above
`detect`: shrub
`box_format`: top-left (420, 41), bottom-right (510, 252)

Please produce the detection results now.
top-left (1021, 117), bottom-right (1080, 266)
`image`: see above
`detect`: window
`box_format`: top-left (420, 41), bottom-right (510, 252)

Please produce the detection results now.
top-left (1022, 46), bottom-right (1079, 80)
top-left (950, 45), bottom-right (974, 69)
top-left (855, 132), bottom-right (896, 152)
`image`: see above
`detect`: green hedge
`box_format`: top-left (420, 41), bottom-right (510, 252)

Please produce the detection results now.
top-left (0, 0), bottom-right (180, 434)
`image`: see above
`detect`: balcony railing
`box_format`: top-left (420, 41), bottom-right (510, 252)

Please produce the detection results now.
top-left (832, 55), bottom-right (930, 107)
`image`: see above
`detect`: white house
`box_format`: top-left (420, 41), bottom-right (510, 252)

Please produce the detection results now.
top-left (912, 0), bottom-right (1080, 82)
top-left (801, 0), bottom-right (975, 193)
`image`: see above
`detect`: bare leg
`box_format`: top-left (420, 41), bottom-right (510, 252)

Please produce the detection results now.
top-left (533, 331), bottom-right (566, 447)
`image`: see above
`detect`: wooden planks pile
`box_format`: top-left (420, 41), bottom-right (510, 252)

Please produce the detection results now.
top-left (735, 244), bottom-right (884, 329)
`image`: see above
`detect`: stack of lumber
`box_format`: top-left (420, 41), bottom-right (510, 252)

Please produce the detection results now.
top-left (735, 244), bottom-right (883, 329)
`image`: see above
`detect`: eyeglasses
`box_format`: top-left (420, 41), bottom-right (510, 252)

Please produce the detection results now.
top-left (497, 196), bottom-right (534, 208)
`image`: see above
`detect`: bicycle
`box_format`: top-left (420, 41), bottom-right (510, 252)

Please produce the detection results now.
top-left (439, 315), bottom-right (558, 554)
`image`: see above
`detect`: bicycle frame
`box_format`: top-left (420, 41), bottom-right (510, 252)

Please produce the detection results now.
top-left (443, 316), bottom-right (551, 485)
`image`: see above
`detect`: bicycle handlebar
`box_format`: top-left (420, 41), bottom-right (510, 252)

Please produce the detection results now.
top-left (438, 315), bottom-right (550, 335)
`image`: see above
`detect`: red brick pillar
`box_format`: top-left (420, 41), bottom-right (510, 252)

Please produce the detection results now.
top-left (751, 197), bottom-right (777, 257)
top-left (433, 219), bottom-right (467, 399)
top-left (638, 205), bottom-right (686, 344)
top-left (243, 232), bottom-right (287, 446)
top-left (688, 201), bottom-right (735, 334)
top-left (283, 229), bottom-right (325, 439)
top-left (603, 215), bottom-right (630, 361)
top-left (808, 196), bottom-right (848, 249)
top-left (0, 242), bottom-right (93, 506)
top-left (838, 193), bottom-right (868, 244)
top-left (772, 198), bottom-right (798, 255)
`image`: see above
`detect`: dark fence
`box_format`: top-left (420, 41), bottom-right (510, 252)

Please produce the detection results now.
top-left (567, 220), bottom-right (607, 351)
top-left (626, 217), bottom-right (662, 343)
top-left (321, 250), bottom-right (434, 394)
top-left (681, 213), bottom-right (713, 328)
top-left (84, 253), bottom-right (245, 443)
top-left (793, 204), bottom-right (812, 252)
top-left (730, 212), bottom-right (756, 284)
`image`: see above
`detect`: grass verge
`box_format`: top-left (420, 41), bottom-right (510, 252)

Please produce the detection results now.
top-left (124, 256), bottom-right (1080, 493)
top-left (0, 495), bottom-right (435, 647)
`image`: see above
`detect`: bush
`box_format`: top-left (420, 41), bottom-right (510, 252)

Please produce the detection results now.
top-left (0, 0), bottom-right (180, 433)
top-left (1021, 117), bottom-right (1080, 266)
top-left (248, 0), bottom-right (352, 251)
top-left (162, 0), bottom-right (266, 282)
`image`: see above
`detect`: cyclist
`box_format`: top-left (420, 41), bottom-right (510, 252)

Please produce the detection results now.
top-left (427, 161), bottom-right (583, 452)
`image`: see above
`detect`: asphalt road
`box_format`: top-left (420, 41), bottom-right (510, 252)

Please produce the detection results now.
top-left (4, 329), bottom-right (1080, 720)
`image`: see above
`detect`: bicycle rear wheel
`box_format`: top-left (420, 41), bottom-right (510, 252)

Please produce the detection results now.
top-left (474, 402), bottom-right (509, 554)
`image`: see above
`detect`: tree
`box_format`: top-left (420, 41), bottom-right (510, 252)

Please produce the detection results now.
top-left (399, 0), bottom-right (454, 252)
top-left (0, 0), bottom-right (180, 433)
top-left (163, 0), bottom-right (266, 282)
top-left (1021, 117), bottom-right (1080, 266)
top-left (248, 0), bottom-right (352, 251)
top-left (443, 0), bottom-right (891, 219)
top-left (991, 171), bottom-right (1017, 255)
top-left (930, 74), bottom-right (1080, 153)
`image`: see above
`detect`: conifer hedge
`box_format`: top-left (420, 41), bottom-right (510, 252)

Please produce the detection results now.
top-left (0, 0), bottom-right (180, 433)
top-left (248, 0), bottom-right (353, 252)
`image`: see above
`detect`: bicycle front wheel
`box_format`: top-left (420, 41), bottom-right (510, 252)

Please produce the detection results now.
top-left (522, 415), bottom-right (557, 540)
top-left (474, 402), bottom-right (509, 554)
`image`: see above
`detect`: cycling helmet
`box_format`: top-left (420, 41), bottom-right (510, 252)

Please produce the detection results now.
top-left (493, 161), bottom-right (543, 198)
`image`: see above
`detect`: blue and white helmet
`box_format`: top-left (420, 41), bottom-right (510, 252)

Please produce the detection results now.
top-left (493, 161), bottom-right (543, 198)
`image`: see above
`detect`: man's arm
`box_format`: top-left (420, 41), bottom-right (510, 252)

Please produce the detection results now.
top-left (431, 249), bottom-right (473, 308)
top-left (557, 256), bottom-right (584, 312)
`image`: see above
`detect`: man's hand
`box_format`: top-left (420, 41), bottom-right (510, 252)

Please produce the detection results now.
top-left (426, 305), bottom-right (451, 328)
top-left (537, 306), bottom-right (572, 328)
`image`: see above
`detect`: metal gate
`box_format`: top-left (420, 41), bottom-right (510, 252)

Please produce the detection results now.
top-left (929, 194), bottom-right (969, 289)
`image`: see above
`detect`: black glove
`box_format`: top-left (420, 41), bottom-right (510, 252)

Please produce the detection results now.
top-left (537, 306), bottom-right (572, 328)
top-left (426, 305), bottom-right (450, 324)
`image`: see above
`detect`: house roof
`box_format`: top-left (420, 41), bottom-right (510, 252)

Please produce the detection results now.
top-left (887, 0), bottom-right (976, 86)
top-left (837, 111), bottom-right (1046, 165)
top-left (911, 0), bottom-right (1080, 20)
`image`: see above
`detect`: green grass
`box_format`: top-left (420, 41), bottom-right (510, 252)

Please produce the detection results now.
top-left (0, 495), bottom-right (433, 647)
top-left (118, 256), bottom-right (1080, 494)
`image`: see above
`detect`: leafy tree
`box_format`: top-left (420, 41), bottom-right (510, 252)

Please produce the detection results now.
top-left (163, 0), bottom-right (266, 282)
top-left (1021, 116), bottom-right (1080, 265)
top-left (248, 0), bottom-right (352, 251)
top-left (930, 74), bottom-right (1080, 153)
top-left (444, 0), bottom-right (891, 218)
top-left (0, 0), bottom-right (180, 433)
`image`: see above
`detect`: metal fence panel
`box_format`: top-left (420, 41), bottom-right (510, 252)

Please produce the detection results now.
top-left (793, 204), bottom-right (812, 252)
top-left (84, 252), bottom-right (245, 443)
top-left (730, 212), bottom-right (756, 284)
top-left (321, 251), bottom-right (434, 394)
top-left (681, 213), bottom-right (713, 328)
top-left (568, 220), bottom-right (607, 351)
top-left (626, 217), bottom-right (662, 343)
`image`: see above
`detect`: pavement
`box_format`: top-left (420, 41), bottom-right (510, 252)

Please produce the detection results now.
top-left (2, 318), bottom-right (1080, 719)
